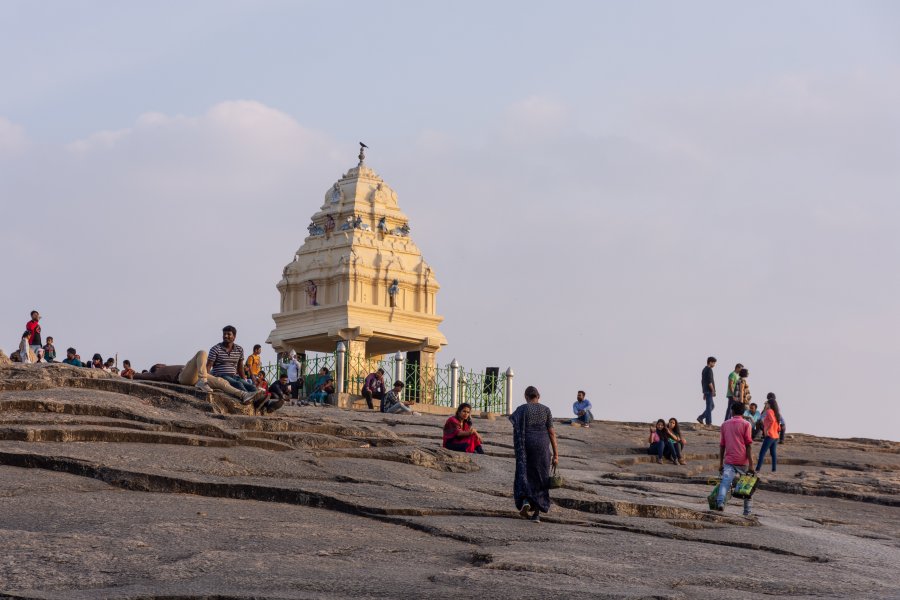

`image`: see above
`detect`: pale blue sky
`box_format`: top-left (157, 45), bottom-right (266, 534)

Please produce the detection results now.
top-left (2, 1), bottom-right (899, 440)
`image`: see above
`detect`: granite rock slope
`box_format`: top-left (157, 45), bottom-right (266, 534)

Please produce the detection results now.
top-left (0, 362), bottom-right (898, 599)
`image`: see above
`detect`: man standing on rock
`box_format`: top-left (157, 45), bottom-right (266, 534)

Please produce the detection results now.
top-left (697, 356), bottom-right (717, 426)
top-left (716, 400), bottom-right (755, 516)
top-left (25, 310), bottom-right (42, 357)
top-left (206, 325), bottom-right (256, 394)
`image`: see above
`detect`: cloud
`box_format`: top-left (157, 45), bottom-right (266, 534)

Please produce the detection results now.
top-left (1, 79), bottom-right (898, 441)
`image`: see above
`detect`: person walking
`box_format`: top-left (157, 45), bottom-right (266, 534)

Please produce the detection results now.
top-left (697, 357), bottom-right (717, 425)
top-left (509, 386), bottom-right (559, 523)
top-left (733, 368), bottom-right (751, 419)
top-left (716, 400), bottom-right (755, 516)
top-left (755, 393), bottom-right (782, 472)
top-left (725, 363), bottom-right (743, 420)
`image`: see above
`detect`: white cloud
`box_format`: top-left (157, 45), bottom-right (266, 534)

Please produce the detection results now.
top-left (1, 81), bottom-right (898, 441)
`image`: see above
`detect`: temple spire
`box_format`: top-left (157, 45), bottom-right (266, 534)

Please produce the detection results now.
top-left (358, 142), bottom-right (368, 167)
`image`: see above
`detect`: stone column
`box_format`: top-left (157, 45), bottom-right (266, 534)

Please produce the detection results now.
top-left (449, 358), bottom-right (460, 408)
top-left (459, 370), bottom-right (468, 407)
top-left (335, 342), bottom-right (346, 395)
top-left (504, 367), bottom-right (514, 415)
top-left (418, 348), bottom-right (438, 404)
top-left (393, 352), bottom-right (405, 390)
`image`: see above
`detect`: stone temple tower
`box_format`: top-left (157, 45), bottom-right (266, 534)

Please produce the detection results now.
top-left (267, 146), bottom-right (447, 386)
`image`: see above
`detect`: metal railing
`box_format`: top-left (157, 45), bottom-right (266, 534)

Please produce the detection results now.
top-left (260, 352), bottom-right (512, 412)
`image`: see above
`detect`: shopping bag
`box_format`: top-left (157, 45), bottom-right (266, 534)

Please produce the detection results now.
top-left (732, 473), bottom-right (760, 499)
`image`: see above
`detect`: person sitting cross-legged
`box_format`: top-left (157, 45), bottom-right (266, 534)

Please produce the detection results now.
top-left (380, 381), bottom-right (413, 414)
top-left (307, 367), bottom-right (334, 407)
top-left (443, 402), bottom-right (484, 454)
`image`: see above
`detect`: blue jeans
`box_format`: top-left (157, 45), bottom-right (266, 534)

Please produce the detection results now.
top-left (699, 393), bottom-right (714, 425)
top-left (572, 410), bottom-right (593, 425)
top-left (756, 437), bottom-right (778, 472)
top-left (308, 391), bottom-right (328, 406)
top-left (717, 464), bottom-right (752, 515)
top-left (221, 375), bottom-right (255, 393)
top-left (648, 440), bottom-right (680, 461)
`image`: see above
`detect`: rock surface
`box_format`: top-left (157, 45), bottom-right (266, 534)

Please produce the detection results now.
top-left (0, 362), bottom-right (898, 599)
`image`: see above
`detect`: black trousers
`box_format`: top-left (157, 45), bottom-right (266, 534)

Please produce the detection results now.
top-left (362, 389), bottom-right (384, 410)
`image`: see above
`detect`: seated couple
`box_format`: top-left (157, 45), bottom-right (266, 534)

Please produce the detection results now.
top-left (133, 350), bottom-right (280, 414)
top-left (442, 402), bottom-right (484, 454)
top-left (648, 418), bottom-right (687, 465)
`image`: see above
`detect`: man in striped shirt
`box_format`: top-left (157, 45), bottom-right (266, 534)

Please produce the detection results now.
top-left (206, 325), bottom-right (257, 394)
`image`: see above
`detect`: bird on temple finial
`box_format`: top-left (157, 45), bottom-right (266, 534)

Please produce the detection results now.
top-left (358, 142), bottom-right (368, 166)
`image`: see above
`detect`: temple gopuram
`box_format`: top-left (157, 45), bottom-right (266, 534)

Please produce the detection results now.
top-left (267, 145), bottom-right (447, 401)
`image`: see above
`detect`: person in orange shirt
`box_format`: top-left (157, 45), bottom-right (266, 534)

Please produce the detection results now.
top-left (245, 344), bottom-right (263, 380)
top-left (755, 393), bottom-right (782, 472)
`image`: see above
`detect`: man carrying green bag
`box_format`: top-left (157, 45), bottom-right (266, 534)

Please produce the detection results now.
top-left (715, 401), bottom-right (756, 516)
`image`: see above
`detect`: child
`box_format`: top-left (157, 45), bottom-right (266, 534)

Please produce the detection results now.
top-left (120, 360), bottom-right (135, 379)
top-left (43, 337), bottom-right (57, 362)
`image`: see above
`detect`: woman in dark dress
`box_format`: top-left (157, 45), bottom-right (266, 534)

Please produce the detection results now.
top-left (509, 385), bottom-right (559, 523)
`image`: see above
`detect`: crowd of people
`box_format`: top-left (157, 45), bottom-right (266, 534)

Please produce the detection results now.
top-left (8, 312), bottom-right (783, 520)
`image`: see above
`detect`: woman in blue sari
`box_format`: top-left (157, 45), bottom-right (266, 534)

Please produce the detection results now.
top-left (509, 385), bottom-right (559, 523)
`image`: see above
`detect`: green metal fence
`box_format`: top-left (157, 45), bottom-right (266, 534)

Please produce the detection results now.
top-left (458, 367), bottom-right (507, 413)
top-left (261, 354), bottom-right (508, 412)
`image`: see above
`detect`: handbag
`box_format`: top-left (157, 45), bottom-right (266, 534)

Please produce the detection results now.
top-left (732, 473), bottom-right (760, 499)
top-left (707, 478), bottom-right (732, 509)
top-left (548, 465), bottom-right (563, 489)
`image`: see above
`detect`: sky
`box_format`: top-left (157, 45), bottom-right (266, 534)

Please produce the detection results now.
top-left (1, 1), bottom-right (899, 441)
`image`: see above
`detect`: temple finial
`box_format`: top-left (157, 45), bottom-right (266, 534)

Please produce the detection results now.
top-left (358, 141), bottom-right (368, 166)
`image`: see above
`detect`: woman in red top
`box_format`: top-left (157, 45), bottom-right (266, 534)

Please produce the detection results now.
top-left (755, 393), bottom-right (782, 472)
top-left (443, 403), bottom-right (484, 454)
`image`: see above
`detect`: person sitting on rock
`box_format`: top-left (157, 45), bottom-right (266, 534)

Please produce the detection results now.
top-left (62, 347), bottom-right (84, 367)
top-left (206, 325), bottom-right (256, 394)
top-left (120, 360), bottom-right (135, 379)
top-left (269, 374), bottom-right (291, 402)
top-left (743, 402), bottom-right (763, 439)
top-left (380, 381), bottom-right (413, 414)
top-left (442, 402), bottom-right (484, 454)
top-left (570, 390), bottom-right (593, 428)
top-left (134, 350), bottom-right (264, 405)
top-left (89, 353), bottom-right (105, 370)
top-left (104, 358), bottom-right (118, 374)
top-left (362, 368), bottom-right (386, 410)
top-left (307, 367), bottom-right (334, 407)
top-left (648, 419), bottom-right (681, 465)
top-left (667, 417), bottom-right (687, 464)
